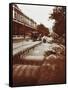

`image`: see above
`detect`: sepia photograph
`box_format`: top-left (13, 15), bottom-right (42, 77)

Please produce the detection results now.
top-left (9, 3), bottom-right (66, 87)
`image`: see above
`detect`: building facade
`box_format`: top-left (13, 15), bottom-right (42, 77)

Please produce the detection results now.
top-left (12, 4), bottom-right (37, 37)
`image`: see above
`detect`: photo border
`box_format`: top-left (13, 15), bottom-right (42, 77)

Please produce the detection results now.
top-left (9, 3), bottom-right (66, 87)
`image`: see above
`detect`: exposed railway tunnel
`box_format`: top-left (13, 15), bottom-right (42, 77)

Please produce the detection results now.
top-left (12, 41), bottom-right (65, 86)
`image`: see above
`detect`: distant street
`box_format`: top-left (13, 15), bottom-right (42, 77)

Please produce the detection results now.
top-left (13, 37), bottom-right (64, 58)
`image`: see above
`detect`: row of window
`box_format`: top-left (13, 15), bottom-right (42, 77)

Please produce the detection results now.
top-left (13, 8), bottom-right (37, 29)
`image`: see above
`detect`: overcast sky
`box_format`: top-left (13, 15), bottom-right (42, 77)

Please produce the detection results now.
top-left (17, 4), bottom-right (55, 32)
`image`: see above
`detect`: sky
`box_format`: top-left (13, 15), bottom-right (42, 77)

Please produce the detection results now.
top-left (17, 4), bottom-right (55, 32)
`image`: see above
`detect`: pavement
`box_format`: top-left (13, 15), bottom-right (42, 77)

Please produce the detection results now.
top-left (13, 40), bottom-right (33, 49)
top-left (13, 40), bottom-right (63, 64)
top-left (13, 40), bottom-right (42, 56)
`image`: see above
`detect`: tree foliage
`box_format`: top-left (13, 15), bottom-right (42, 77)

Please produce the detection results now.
top-left (37, 24), bottom-right (49, 36)
top-left (49, 6), bottom-right (66, 36)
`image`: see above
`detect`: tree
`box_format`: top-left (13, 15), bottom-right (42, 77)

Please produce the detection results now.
top-left (37, 24), bottom-right (49, 36)
top-left (49, 6), bottom-right (66, 36)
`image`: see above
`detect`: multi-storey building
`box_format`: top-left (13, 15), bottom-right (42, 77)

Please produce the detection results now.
top-left (12, 4), bottom-right (37, 37)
